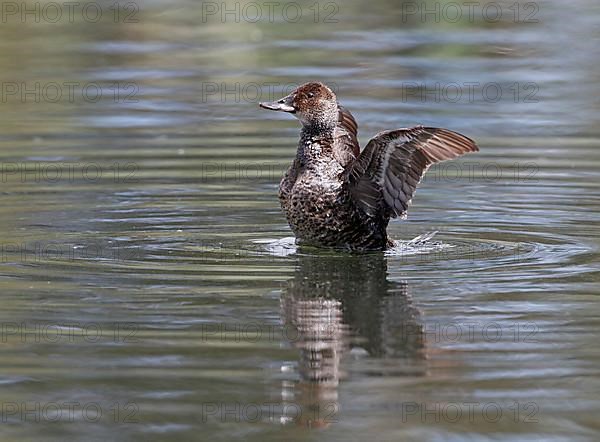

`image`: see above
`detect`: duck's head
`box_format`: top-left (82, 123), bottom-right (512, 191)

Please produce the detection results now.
top-left (260, 82), bottom-right (338, 130)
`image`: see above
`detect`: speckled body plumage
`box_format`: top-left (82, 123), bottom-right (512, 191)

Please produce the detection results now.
top-left (279, 123), bottom-right (389, 250)
top-left (260, 82), bottom-right (479, 251)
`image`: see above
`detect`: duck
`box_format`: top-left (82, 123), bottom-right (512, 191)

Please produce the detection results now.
top-left (259, 82), bottom-right (478, 251)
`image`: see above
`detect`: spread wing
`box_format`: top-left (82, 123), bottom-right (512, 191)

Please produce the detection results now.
top-left (348, 126), bottom-right (478, 219)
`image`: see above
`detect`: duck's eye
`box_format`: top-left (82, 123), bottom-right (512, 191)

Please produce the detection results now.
top-left (307, 92), bottom-right (315, 98)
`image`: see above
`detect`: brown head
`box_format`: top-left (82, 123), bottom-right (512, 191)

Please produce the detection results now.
top-left (260, 82), bottom-right (339, 130)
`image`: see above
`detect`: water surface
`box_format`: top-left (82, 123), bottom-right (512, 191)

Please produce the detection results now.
top-left (0, 0), bottom-right (599, 440)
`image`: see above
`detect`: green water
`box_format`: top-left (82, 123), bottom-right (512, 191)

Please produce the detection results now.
top-left (0, 0), bottom-right (599, 440)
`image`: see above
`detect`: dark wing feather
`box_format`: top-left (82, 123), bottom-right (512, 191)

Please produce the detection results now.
top-left (336, 105), bottom-right (360, 158)
top-left (348, 126), bottom-right (478, 219)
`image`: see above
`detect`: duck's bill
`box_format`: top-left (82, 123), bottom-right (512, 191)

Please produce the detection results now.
top-left (259, 96), bottom-right (296, 113)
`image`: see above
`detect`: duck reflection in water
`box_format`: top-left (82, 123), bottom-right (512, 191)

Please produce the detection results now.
top-left (278, 250), bottom-right (426, 427)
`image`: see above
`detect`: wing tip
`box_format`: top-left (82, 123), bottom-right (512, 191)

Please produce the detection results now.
top-left (422, 126), bottom-right (480, 156)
